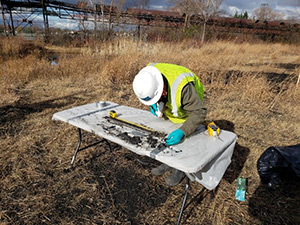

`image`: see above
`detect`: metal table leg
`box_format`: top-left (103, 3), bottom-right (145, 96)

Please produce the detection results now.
top-left (71, 128), bottom-right (112, 166)
top-left (209, 189), bottom-right (216, 202)
top-left (177, 176), bottom-right (190, 225)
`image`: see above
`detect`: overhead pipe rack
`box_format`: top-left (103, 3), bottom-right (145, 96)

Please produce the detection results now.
top-left (0, 0), bottom-right (299, 41)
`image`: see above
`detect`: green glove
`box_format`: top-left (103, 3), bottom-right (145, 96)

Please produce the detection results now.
top-left (165, 129), bottom-right (185, 146)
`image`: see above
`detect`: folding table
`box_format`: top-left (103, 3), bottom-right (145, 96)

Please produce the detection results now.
top-left (52, 101), bottom-right (237, 224)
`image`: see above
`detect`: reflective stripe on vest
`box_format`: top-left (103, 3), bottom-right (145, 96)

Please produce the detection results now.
top-left (170, 72), bottom-right (195, 116)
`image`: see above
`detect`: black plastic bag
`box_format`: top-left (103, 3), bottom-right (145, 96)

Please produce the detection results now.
top-left (257, 144), bottom-right (300, 188)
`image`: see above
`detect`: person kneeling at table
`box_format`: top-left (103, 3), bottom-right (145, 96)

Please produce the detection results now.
top-left (133, 63), bottom-right (207, 186)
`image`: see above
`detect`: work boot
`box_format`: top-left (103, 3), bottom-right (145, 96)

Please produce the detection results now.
top-left (151, 164), bottom-right (171, 176)
top-left (165, 169), bottom-right (185, 186)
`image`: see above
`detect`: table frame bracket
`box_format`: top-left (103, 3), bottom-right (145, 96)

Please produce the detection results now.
top-left (71, 128), bottom-right (112, 166)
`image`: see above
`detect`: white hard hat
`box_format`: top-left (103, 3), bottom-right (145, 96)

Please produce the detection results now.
top-left (133, 66), bottom-right (164, 105)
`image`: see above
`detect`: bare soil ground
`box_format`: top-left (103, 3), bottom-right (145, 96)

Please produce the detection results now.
top-left (0, 40), bottom-right (300, 225)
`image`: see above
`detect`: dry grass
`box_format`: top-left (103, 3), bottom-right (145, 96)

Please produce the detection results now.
top-left (0, 37), bottom-right (300, 225)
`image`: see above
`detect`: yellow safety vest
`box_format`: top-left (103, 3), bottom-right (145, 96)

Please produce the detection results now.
top-left (148, 63), bottom-right (204, 124)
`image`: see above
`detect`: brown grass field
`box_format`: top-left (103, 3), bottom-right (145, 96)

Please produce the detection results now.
top-left (0, 37), bottom-right (300, 225)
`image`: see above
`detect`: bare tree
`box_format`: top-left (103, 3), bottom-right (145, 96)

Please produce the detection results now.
top-left (196, 0), bottom-right (223, 43)
top-left (253, 3), bottom-right (283, 21)
top-left (97, 0), bottom-right (122, 40)
top-left (115, 0), bottom-right (126, 11)
top-left (296, 0), bottom-right (300, 16)
top-left (108, 0), bottom-right (115, 33)
top-left (169, 0), bottom-right (196, 32)
top-left (171, 0), bottom-right (223, 44)
top-left (114, 0), bottom-right (126, 26)
top-left (77, 0), bottom-right (126, 40)
top-left (87, 0), bottom-right (98, 37)
top-left (132, 0), bottom-right (150, 9)
top-left (77, 0), bottom-right (89, 37)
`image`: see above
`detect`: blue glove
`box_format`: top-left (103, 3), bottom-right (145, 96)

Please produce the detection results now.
top-left (165, 129), bottom-right (185, 146)
top-left (150, 104), bottom-right (158, 117)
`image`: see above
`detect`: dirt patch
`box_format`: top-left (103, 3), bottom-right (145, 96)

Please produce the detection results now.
top-left (18, 43), bottom-right (48, 59)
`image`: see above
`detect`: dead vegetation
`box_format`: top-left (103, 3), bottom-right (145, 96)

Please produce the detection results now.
top-left (0, 37), bottom-right (300, 225)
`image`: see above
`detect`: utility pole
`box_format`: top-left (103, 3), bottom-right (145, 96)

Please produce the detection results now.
top-left (100, 0), bottom-right (105, 40)
top-left (8, 4), bottom-right (15, 35)
top-left (108, 0), bottom-right (114, 33)
top-left (1, 0), bottom-right (16, 36)
top-left (93, 1), bottom-right (97, 37)
top-left (88, 0), bottom-right (97, 38)
top-left (41, 0), bottom-right (49, 42)
top-left (0, 0), bottom-right (8, 35)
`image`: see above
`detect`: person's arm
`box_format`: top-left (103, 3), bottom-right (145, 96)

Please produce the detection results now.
top-left (179, 83), bottom-right (207, 136)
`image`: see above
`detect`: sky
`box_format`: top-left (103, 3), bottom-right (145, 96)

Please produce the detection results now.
top-left (220, 0), bottom-right (299, 18)
top-left (148, 0), bottom-right (300, 18)
top-left (1, 0), bottom-right (300, 31)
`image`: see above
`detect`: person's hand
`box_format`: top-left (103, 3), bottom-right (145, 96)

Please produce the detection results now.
top-left (165, 129), bottom-right (185, 146)
top-left (150, 104), bottom-right (158, 117)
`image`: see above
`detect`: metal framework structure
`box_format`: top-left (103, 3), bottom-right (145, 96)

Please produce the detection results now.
top-left (1, 0), bottom-right (299, 40)
top-left (0, 0), bottom-right (108, 38)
